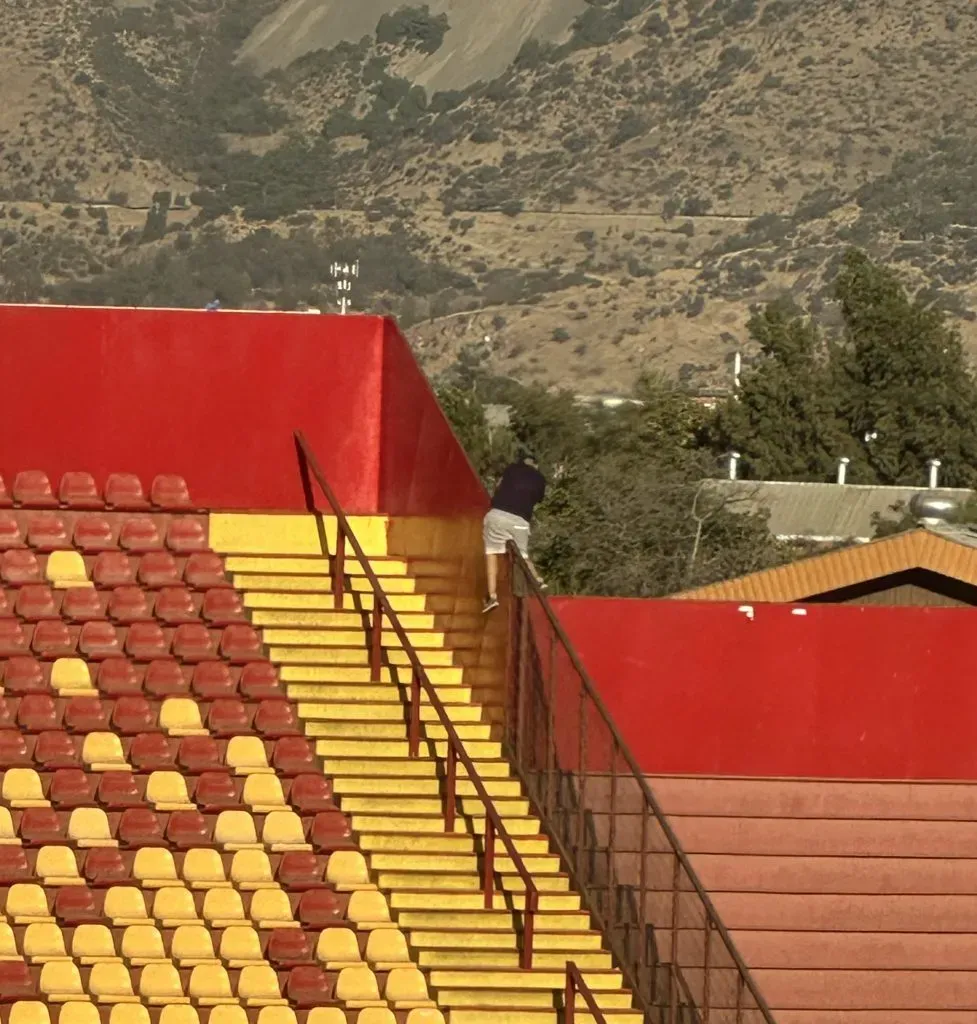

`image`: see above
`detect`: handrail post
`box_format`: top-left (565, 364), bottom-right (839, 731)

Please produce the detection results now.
top-left (370, 603), bottom-right (382, 680)
top-left (445, 744), bottom-right (457, 832)
top-left (483, 819), bottom-right (495, 909)
top-left (521, 889), bottom-right (537, 971)
top-left (565, 964), bottom-right (576, 1024)
top-left (333, 524), bottom-right (346, 610)
top-left (408, 667), bottom-right (421, 758)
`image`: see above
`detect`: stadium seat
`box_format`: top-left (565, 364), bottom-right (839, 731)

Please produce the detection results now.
top-left (329, 852), bottom-right (372, 892)
top-left (312, 812), bottom-right (355, 854)
top-left (104, 474), bottom-right (149, 511)
top-left (194, 772), bottom-right (240, 811)
top-left (59, 472), bottom-right (103, 510)
top-left (32, 620), bottom-right (76, 657)
top-left (68, 806), bottom-right (115, 847)
top-left (188, 964), bottom-right (236, 1006)
top-left (26, 515), bottom-right (70, 552)
top-left (81, 731), bottom-right (128, 771)
top-left (202, 887), bottom-right (246, 927)
top-left (139, 962), bottom-right (187, 1004)
top-left (0, 961), bottom-right (39, 999)
top-left (277, 852), bottom-right (324, 891)
top-left (15, 584), bottom-right (58, 620)
top-left (73, 515), bottom-right (116, 553)
top-left (263, 811), bottom-right (309, 852)
top-left (220, 624), bottom-right (263, 662)
top-left (2, 765), bottom-right (46, 807)
top-left (0, 806), bottom-right (18, 845)
top-left (104, 885), bottom-right (151, 926)
top-left (286, 966), bottom-right (333, 1008)
top-left (208, 698), bottom-right (251, 737)
top-left (0, 587), bottom-right (10, 616)
top-left (243, 774), bottom-right (286, 813)
top-left (183, 848), bottom-right (228, 890)
top-left (0, 618), bottom-right (29, 655)
top-left (272, 738), bottom-right (317, 776)
top-left (267, 929), bottom-right (312, 967)
top-left (93, 553), bottom-right (136, 588)
top-left (220, 925), bottom-right (263, 968)
top-left (160, 697), bottom-right (206, 736)
top-left (158, 1008), bottom-right (199, 1024)
top-left (97, 771), bottom-right (143, 809)
top-left (239, 964), bottom-right (287, 1007)
top-left (240, 662), bottom-right (282, 700)
top-left (177, 736), bottom-right (222, 773)
top-left (109, 586), bottom-right (153, 623)
top-left (0, 731), bottom-right (32, 767)
top-left (49, 767), bottom-right (93, 806)
top-left (51, 656), bottom-right (96, 694)
top-left (3, 655), bottom-right (47, 694)
top-left (8, 882), bottom-right (54, 924)
top-left (172, 623), bottom-right (217, 661)
top-left (0, 513), bottom-right (24, 550)
top-left (125, 621), bottom-right (169, 659)
top-left (112, 695), bottom-right (157, 734)
top-left (0, 846), bottom-right (30, 883)
top-left (145, 659), bottom-right (189, 698)
top-left (347, 892), bottom-right (393, 930)
top-left (132, 849), bottom-right (179, 889)
top-left (18, 694), bottom-right (61, 732)
top-left (19, 807), bottom-right (65, 845)
top-left (0, 698), bottom-right (15, 730)
top-left (255, 699), bottom-right (300, 738)
top-left (89, 960), bottom-right (138, 1002)
top-left (1, 549), bottom-right (40, 584)
top-left (211, 1006), bottom-right (250, 1024)
top-left (156, 586), bottom-right (198, 624)
top-left (171, 924), bottom-right (218, 966)
top-left (166, 520), bottom-right (208, 555)
top-left (297, 888), bottom-right (346, 928)
top-left (386, 968), bottom-right (433, 1010)
top-left (150, 475), bottom-right (192, 510)
top-left (290, 774), bottom-right (334, 813)
top-left (318, 928), bottom-right (362, 970)
top-left (229, 849), bottom-right (276, 890)
top-left (62, 587), bottom-right (105, 622)
top-left (36, 734), bottom-right (82, 771)
top-left (78, 621), bottom-right (123, 659)
top-left (120, 517), bottom-right (163, 553)
top-left (72, 922), bottom-right (119, 964)
top-left (84, 848), bottom-right (128, 888)
top-left (201, 588), bottom-right (244, 625)
top-left (13, 472), bottom-right (58, 509)
top-left (192, 661), bottom-right (234, 699)
top-left (226, 736), bottom-right (272, 775)
top-left (129, 732), bottom-right (177, 771)
top-left (118, 807), bottom-right (165, 847)
top-left (166, 810), bottom-right (212, 849)
top-left (214, 810), bottom-right (261, 850)
top-left (98, 659), bottom-right (142, 696)
top-left (138, 552), bottom-right (181, 588)
top-left (65, 695), bottom-right (111, 733)
top-left (146, 770), bottom-right (193, 810)
top-left (45, 551), bottom-right (89, 589)
top-left (305, 1011), bottom-right (345, 1024)
top-left (0, 476), bottom-right (10, 509)
top-left (366, 929), bottom-right (411, 970)
top-left (185, 553), bottom-right (230, 589)
top-left (36, 845), bottom-right (83, 886)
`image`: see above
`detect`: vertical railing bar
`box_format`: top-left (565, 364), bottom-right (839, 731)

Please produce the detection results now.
top-left (408, 666), bottom-right (421, 758)
top-left (445, 743), bottom-right (457, 832)
top-left (668, 856), bottom-right (681, 1024)
top-left (369, 602), bottom-right (382, 680)
top-left (483, 819), bottom-right (496, 909)
top-left (333, 522), bottom-right (346, 610)
top-left (516, 596), bottom-right (529, 767)
top-left (702, 918), bottom-right (712, 1024)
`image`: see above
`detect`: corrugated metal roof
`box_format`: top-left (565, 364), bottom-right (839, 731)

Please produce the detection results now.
top-left (707, 480), bottom-right (974, 543)
top-left (673, 525), bottom-right (977, 602)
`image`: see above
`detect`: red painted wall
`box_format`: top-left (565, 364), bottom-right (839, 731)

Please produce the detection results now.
top-left (377, 319), bottom-right (487, 516)
top-left (551, 596), bottom-right (977, 780)
top-left (0, 305), bottom-right (384, 511)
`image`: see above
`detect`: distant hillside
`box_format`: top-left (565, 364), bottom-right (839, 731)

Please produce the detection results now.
top-left (3, 0), bottom-right (977, 393)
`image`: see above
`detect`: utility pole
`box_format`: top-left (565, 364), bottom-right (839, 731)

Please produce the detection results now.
top-left (331, 260), bottom-right (360, 315)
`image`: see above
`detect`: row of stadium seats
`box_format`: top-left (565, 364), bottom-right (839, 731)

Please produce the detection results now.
top-left (0, 553), bottom-right (229, 590)
top-left (0, 516), bottom-right (207, 556)
top-left (2, 586), bottom-right (245, 624)
top-left (0, 474), bottom-right (194, 512)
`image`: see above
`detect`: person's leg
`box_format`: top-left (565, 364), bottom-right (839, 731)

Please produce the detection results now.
top-left (482, 511), bottom-right (503, 612)
top-left (485, 553), bottom-right (499, 601)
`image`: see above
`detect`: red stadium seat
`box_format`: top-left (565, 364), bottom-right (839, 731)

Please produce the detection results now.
top-left (18, 694), bottom-right (61, 732)
top-left (289, 774), bottom-right (335, 814)
top-left (268, 929), bottom-right (313, 967)
top-left (49, 767), bottom-right (94, 806)
top-left (0, 847), bottom-right (31, 884)
top-left (202, 588), bottom-right (244, 625)
top-left (273, 738), bottom-right (317, 776)
top-left (297, 889), bottom-right (346, 928)
top-left (139, 552), bottom-right (181, 588)
top-left (0, 476), bottom-right (10, 509)
top-left (93, 552), bottom-right (136, 587)
top-left (0, 699), bottom-right (14, 730)
top-left (97, 658), bottom-right (142, 695)
top-left (166, 810), bottom-right (211, 848)
top-left (84, 848), bottom-right (128, 887)
top-left (78, 621), bottom-right (123, 659)
top-left (184, 553), bottom-right (230, 589)
top-left (166, 519), bottom-right (208, 554)
top-left (19, 807), bottom-right (66, 845)
top-left (0, 513), bottom-right (24, 551)
top-left (118, 807), bottom-right (165, 847)
top-left (13, 470), bottom-right (57, 509)
top-left (220, 624), bottom-right (263, 662)
top-left (172, 623), bottom-right (217, 661)
top-left (151, 475), bottom-right (193, 510)
top-left (194, 772), bottom-right (240, 812)
top-left (62, 587), bottom-right (106, 623)
top-left (34, 732), bottom-right (81, 769)
top-left (145, 659), bottom-right (188, 698)
top-left (125, 622), bottom-right (169, 660)
top-left (112, 695), bottom-right (157, 734)
top-left (255, 699), bottom-right (300, 738)
top-left (277, 852), bottom-right (325, 890)
top-left (54, 885), bottom-right (100, 924)
top-left (32, 620), bottom-right (76, 657)
top-left (0, 589), bottom-right (10, 617)
top-left (177, 736), bottom-right (223, 773)
top-left (207, 698), bottom-right (251, 736)
top-left (129, 733), bottom-right (177, 771)
top-left (15, 584), bottom-right (59, 621)
top-left (286, 966), bottom-right (333, 1008)
top-left (155, 586), bottom-right (198, 624)
top-left (0, 618), bottom-right (29, 655)
top-left (73, 515), bottom-right (116, 553)
top-left (0, 731), bottom-right (31, 767)
top-left (97, 771), bottom-right (143, 809)
top-left (311, 810), bottom-right (354, 852)
top-left (108, 586), bottom-right (154, 623)
top-left (0, 960), bottom-right (40, 1000)
top-left (192, 661), bottom-right (235, 699)
top-left (105, 473), bottom-right (149, 511)
top-left (59, 472), bottom-right (103, 510)
top-left (64, 696), bottom-right (111, 733)
top-left (1, 549), bottom-right (40, 584)
top-left (240, 662), bottom-right (281, 700)
top-left (120, 516), bottom-right (163, 553)
top-left (26, 513), bottom-right (70, 551)
top-left (3, 655), bottom-right (47, 694)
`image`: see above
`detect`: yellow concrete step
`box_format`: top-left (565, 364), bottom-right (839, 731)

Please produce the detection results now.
top-left (377, 871), bottom-right (570, 892)
top-left (408, 930), bottom-right (604, 952)
top-left (398, 910), bottom-right (592, 932)
top-left (287, 664), bottom-right (466, 684)
top-left (449, 1010), bottom-right (641, 1024)
top-left (341, 795), bottom-right (530, 817)
top-left (287, 682), bottom-right (475, 702)
top-left (235, 574), bottom-right (429, 594)
top-left (318, 738), bottom-right (504, 759)
top-left (255, 610), bottom-right (439, 629)
top-left (369, 850), bottom-right (560, 873)
top-left (304, 720), bottom-right (497, 742)
top-left (262, 627), bottom-right (458, 649)
top-left (390, 891), bottom-right (580, 912)
top-left (270, 645), bottom-right (458, 667)
top-left (419, 950), bottom-right (613, 970)
top-left (322, 756), bottom-right (515, 780)
top-left (438, 990), bottom-right (634, 1010)
top-left (244, 591), bottom-right (483, 615)
top-left (226, 555), bottom-right (413, 576)
top-left (351, 813), bottom-right (541, 836)
top-left (429, 968), bottom-right (621, 991)
top-left (331, 776), bottom-right (524, 799)
top-left (299, 701), bottom-right (485, 724)
top-left (361, 834), bottom-right (550, 856)
top-left (210, 513), bottom-right (388, 557)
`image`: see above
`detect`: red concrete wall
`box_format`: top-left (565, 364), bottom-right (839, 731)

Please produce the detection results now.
top-left (551, 596), bottom-right (977, 780)
top-left (377, 318), bottom-right (487, 516)
top-left (0, 305), bottom-right (384, 511)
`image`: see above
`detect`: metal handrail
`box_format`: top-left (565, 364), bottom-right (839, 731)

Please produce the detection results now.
top-left (294, 431), bottom-right (539, 968)
top-left (507, 543), bottom-right (776, 1023)
top-left (566, 961), bottom-right (609, 1024)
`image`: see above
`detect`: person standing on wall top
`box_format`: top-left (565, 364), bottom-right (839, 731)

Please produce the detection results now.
top-left (482, 449), bottom-right (547, 613)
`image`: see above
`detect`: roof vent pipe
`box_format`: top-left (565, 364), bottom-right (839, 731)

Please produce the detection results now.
top-left (927, 458), bottom-right (941, 490)
top-left (728, 452), bottom-right (741, 481)
top-left (836, 457), bottom-right (850, 485)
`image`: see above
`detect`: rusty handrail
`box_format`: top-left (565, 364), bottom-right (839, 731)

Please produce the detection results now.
top-left (295, 431), bottom-right (539, 968)
top-left (565, 962), bottom-right (608, 1024)
top-left (507, 543), bottom-right (776, 1023)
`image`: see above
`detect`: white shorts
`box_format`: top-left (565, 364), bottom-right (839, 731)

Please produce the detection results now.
top-left (483, 508), bottom-right (530, 557)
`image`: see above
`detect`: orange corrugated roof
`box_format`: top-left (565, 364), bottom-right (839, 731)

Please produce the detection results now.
top-left (673, 528), bottom-right (977, 602)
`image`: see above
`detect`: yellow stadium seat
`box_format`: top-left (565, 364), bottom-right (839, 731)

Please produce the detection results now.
top-left (336, 966), bottom-right (384, 1009)
top-left (121, 925), bottom-right (167, 966)
top-left (229, 849), bottom-right (276, 890)
top-left (133, 848), bottom-right (179, 888)
top-left (50, 658), bottom-right (94, 695)
top-left (104, 886), bottom-right (151, 926)
top-left (209, 1007), bottom-right (250, 1024)
top-left (172, 925), bottom-right (219, 967)
top-left (262, 810), bottom-right (310, 852)
top-left (257, 1008), bottom-right (299, 1024)
top-left (356, 1011), bottom-right (396, 1024)
top-left (145, 771), bottom-right (194, 811)
top-left (406, 1010), bottom-right (447, 1024)
top-left (109, 1003), bottom-right (151, 1024)
top-left (72, 924), bottom-right (119, 964)
top-left (160, 698), bottom-right (207, 736)
top-left (7, 883), bottom-right (54, 924)
top-left (81, 733), bottom-right (128, 773)
top-left (219, 926), bottom-right (264, 968)
top-left (38, 961), bottom-right (86, 1002)
top-left (89, 962), bottom-right (138, 1004)
top-left (202, 887), bottom-right (246, 928)
top-left (348, 891), bottom-right (395, 930)
top-left (46, 551), bottom-right (90, 589)
top-left (159, 1007), bottom-right (201, 1024)
top-left (365, 929), bottom-right (411, 970)
top-left (325, 851), bottom-right (373, 891)
top-left (36, 845), bottom-right (83, 886)
top-left (188, 964), bottom-right (236, 1006)
top-left (214, 810), bottom-right (261, 850)
top-left (317, 928), bottom-right (362, 970)
top-left (0, 922), bottom-right (19, 960)
top-left (242, 774), bottom-right (286, 813)
top-left (238, 965), bottom-right (286, 1007)
top-left (385, 968), bottom-right (434, 1010)
top-left (23, 923), bottom-right (68, 963)
top-left (0, 806), bottom-right (17, 843)
top-left (139, 963), bottom-right (189, 1005)
top-left (9, 1003), bottom-right (50, 1024)
top-left (2, 768), bottom-right (47, 808)
top-left (226, 736), bottom-right (272, 775)
top-left (67, 807), bottom-right (116, 847)
top-left (306, 1011), bottom-right (346, 1024)
top-left (154, 886), bottom-right (200, 928)
top-left (249, 888), bottom-right (298, 929)
top-left (182, 848), bottom-right (230, 889)
top-left (60, 1006), bottom-right (101, 1024)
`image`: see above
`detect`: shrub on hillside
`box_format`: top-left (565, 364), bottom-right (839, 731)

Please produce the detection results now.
top-left (376, 6), bottom-right (449, 54)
